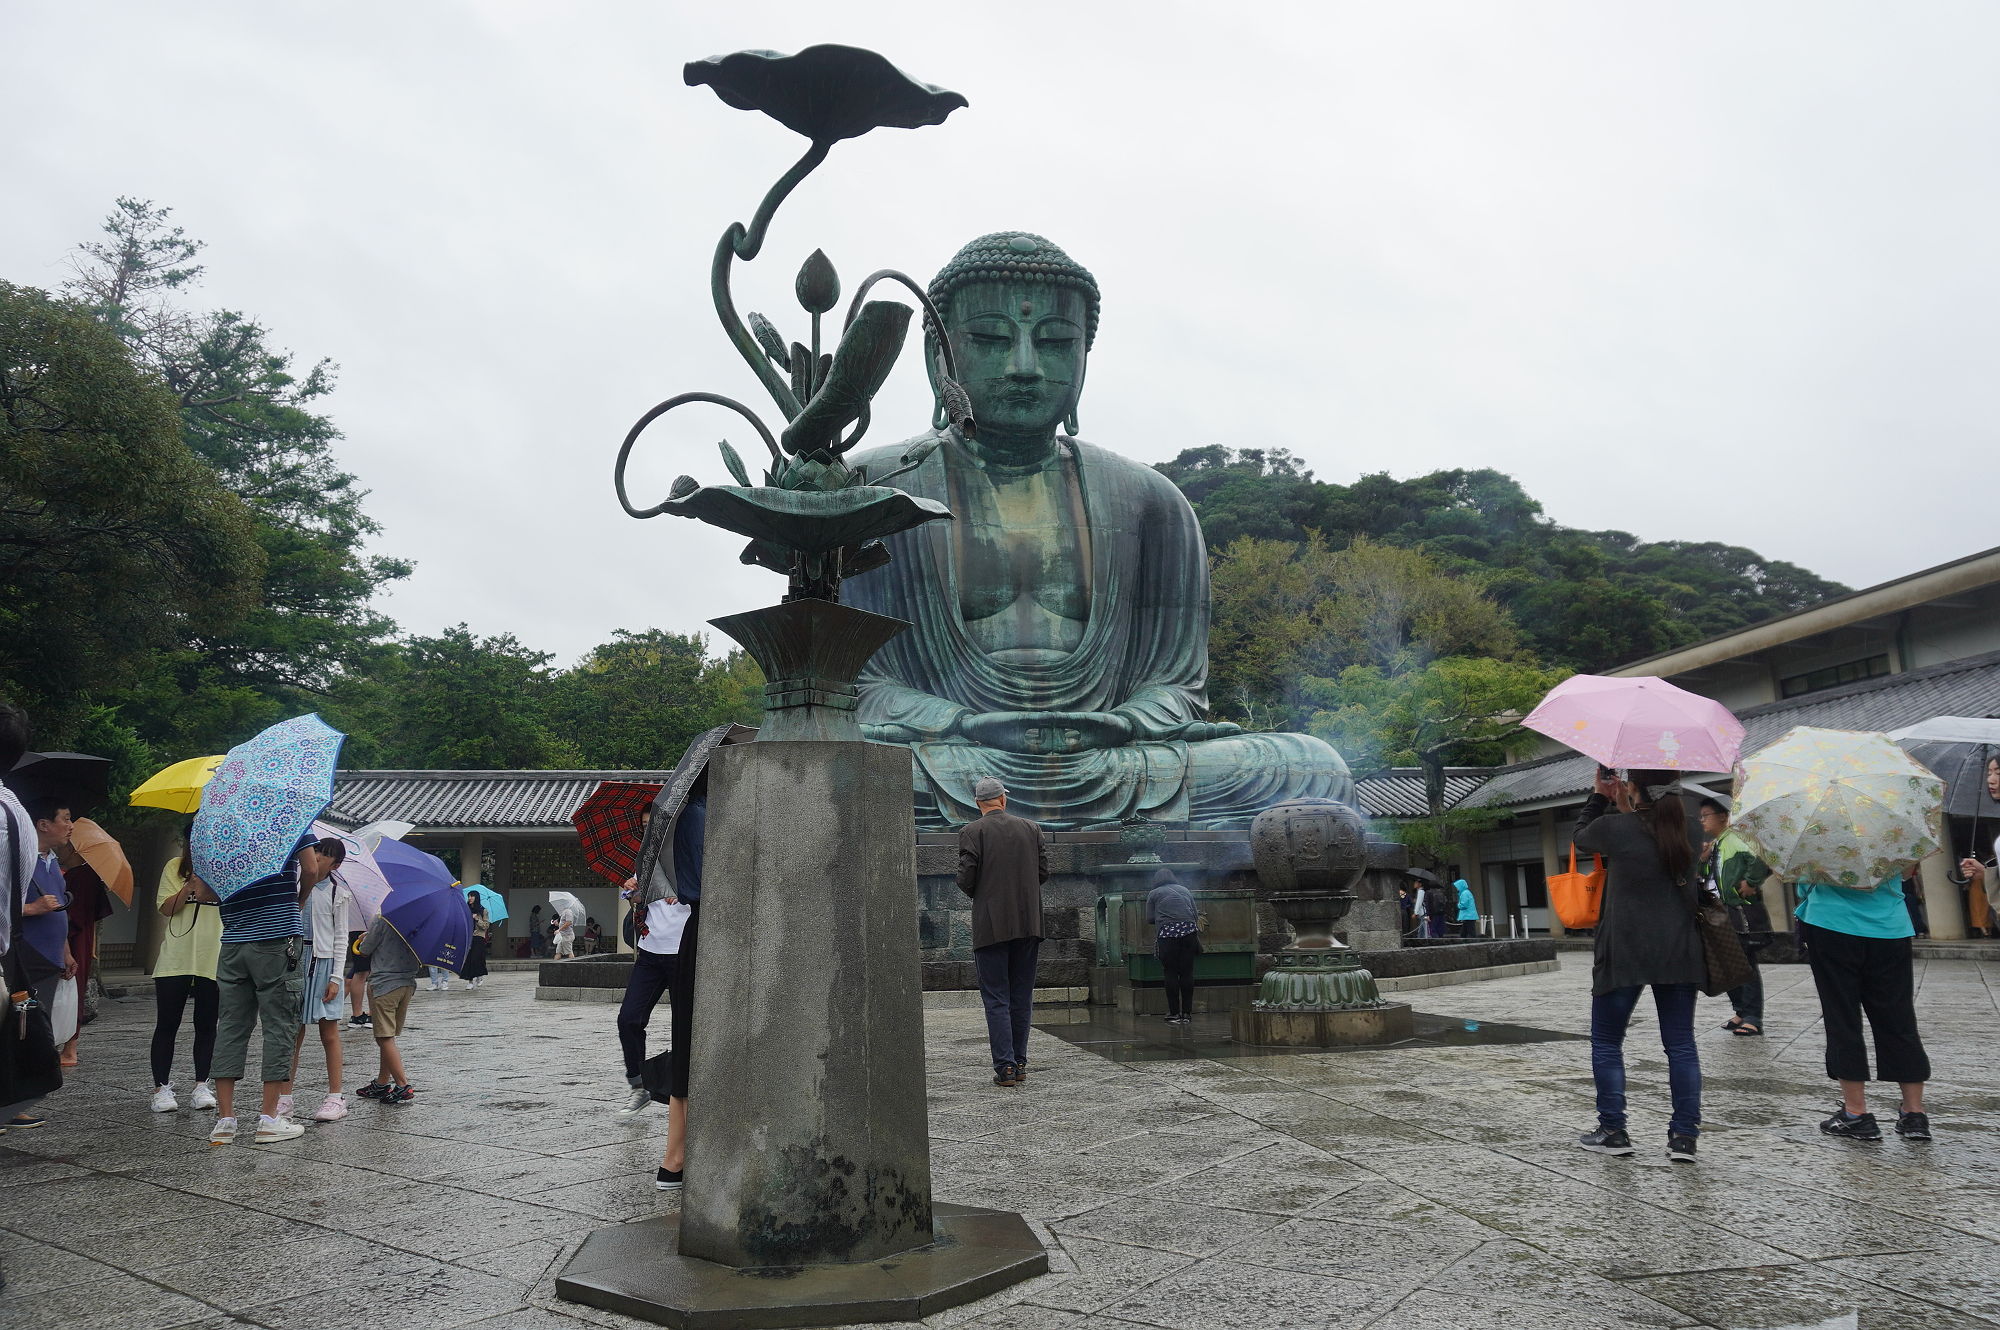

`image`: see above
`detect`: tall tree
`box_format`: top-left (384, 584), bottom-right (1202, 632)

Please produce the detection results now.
top-left (1307, 655), bottom-right (1568, 864)
top-left (64, 199), bottom-right (409, 702)
top-left (333, 626), bottom-right (563, 769)
top-left (1207, 534), bottom-right (1520, 730)
top-left (0, 281), bottom-right (261, 737)
top-left (546, 630), bottom-right (763, 768)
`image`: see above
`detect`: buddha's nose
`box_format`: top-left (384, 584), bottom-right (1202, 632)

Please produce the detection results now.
top-left (1006, 326), bottom-right (1041, 379)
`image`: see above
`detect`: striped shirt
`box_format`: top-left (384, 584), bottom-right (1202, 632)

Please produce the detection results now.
top-left (218, 837), bottom-right (311, 943)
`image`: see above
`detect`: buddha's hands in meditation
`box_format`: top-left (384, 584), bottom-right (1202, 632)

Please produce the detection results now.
top-left (954, 712), bottom-right (1243, 753)
top-left (959, 711), bottom-right (1132, 754)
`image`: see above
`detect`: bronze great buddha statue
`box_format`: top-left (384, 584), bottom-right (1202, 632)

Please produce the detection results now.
top-left (846, 232), bottom-right (1351, 828)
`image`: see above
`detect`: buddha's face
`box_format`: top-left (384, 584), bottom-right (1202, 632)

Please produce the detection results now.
top-left (945, 281), bottom-right (1086, 439)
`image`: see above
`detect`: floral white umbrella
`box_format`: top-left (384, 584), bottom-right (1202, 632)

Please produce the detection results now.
top-left (1731, 726), bottom-right (1943, 890)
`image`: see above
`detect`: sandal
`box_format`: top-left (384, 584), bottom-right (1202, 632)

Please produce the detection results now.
top-left (1723, 1017), bottom-right (1742, 1031)
top-left (1730, 1023), bottom-right (1763, 1037)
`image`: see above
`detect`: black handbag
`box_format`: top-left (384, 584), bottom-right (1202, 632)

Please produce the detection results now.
top-left (1695, 899), bottom-right (1754, 997)
top-left (2, 805), bottom-right (64, 1103)
top-left (639, 1047), bottom-right (676, 1105)
top-left (0, 989), bottom-right (63, 1104)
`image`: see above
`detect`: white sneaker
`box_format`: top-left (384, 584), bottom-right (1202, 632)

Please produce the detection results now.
top-left (209, 1116), bottom-right (238, 1146)
top-left (618, 1084), bottom-right (653, 1115)
top-left (191, 1081), bottom-right (218, 1110)
top-left (274, 1094), bottom-right (294, 1119)
top-left (150, 1085), bottom-right (178, 1113)
top-left (312, 1093), bottom-right (348, 1122)
top-left (253, 1115), bottom-right (306, 1144)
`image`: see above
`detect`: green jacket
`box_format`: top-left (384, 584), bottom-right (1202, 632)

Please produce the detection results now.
top-left (1712, 830), bottom-right (1773, 906)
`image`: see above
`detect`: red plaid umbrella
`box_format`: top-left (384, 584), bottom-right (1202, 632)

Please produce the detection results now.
top-left (571, 780), bottom-right (665, 885)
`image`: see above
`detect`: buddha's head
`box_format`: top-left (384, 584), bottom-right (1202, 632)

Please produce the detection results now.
top-left (928, 232), bottom-right (1100, 442)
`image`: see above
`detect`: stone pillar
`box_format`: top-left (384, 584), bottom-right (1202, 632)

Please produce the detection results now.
top-left (1539, 809), bottom-right (1566, 938)
top-left (460, 832), bottom-right (486, 885)
top-left (486, 840), bottom-right (514, 953)
top-left (1920, 813), bottom-right (1967, 940)
top-left (679, 740), bottom-right (931, 1268)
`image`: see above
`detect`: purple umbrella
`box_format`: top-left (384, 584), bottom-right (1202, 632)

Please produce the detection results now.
top-left (373, 838), bottom-right (472, 972)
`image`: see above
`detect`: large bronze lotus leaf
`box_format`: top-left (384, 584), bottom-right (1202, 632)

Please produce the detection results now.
top-left (664, 483), bottom-right (950, 554)
top-left (684, 46), bottom-right (968, 143)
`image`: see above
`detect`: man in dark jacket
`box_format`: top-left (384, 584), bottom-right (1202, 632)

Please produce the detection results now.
top-left (957, 776), bottom-right (1048, 1088)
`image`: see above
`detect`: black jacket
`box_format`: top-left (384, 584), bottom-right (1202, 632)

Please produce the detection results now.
top-left (955, 809), bottom-right (1048, 949)
top-left (1575, 795), bottom-right (1705, 995)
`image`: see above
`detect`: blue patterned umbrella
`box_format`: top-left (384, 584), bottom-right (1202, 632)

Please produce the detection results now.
top-left (191, 714), bottom-right (345, 899)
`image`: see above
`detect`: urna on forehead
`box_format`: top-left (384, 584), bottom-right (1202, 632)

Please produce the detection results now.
top-left (927, 231), bottom-right (1102, 348)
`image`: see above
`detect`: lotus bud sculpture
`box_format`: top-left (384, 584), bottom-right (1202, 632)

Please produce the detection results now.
top-left (613, 45), bottom-right (971, 605)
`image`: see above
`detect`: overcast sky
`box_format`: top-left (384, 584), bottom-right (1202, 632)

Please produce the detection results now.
top-left (7, 2), bottom-right (1996, 665)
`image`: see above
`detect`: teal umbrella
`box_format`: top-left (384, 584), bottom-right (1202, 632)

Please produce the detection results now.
top-left (191, 715), bottom-right (344, 899)
top-left (464, 883), bottom-right (507, 924)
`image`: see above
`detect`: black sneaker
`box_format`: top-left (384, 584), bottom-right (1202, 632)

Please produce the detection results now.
top-left (348, 1013), bottom-right (371, 1027)
top-left (1577, 1127), bottom-right (1634, 1155)
top-left (1895, 1111), bottom-right (1931, 1141)
top-left (1820, 1109), bottom-right (1881, 1140)
top-left (655, 1167), bottom-right (683, 1191)
top-left (1667, 1134), bottom-right (1698, 1162)
top-left (355, 1081), bottom-right (391, 1101)
top-left (383, 1083), bottom-right (416, 1105)
top-left (993, 1063), bottom-right (1018, 1088)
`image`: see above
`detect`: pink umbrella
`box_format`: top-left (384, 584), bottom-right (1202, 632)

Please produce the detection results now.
top-left (1523, 675), bottom-right (1745, 772)
top-left (314, 820), bottom-right (392, 927)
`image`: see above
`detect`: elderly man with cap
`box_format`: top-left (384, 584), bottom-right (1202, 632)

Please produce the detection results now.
top-left (956, 776), bottom-right (1048, 1087)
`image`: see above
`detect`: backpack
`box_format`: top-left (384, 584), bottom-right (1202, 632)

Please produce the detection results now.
top-left (1423, 884), bottom-right (1448, 917)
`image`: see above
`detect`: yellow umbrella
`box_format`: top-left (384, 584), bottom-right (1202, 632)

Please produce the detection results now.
top-left (68, 818), bottom-right (135, 906)
top-left (128, 755), bottom-right (225, 814)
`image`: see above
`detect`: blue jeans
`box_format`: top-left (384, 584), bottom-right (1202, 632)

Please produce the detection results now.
top-left (973, 937), bottom-right (1040, 1073)
top-left (1591, 983), bottom-right (1701, 1138)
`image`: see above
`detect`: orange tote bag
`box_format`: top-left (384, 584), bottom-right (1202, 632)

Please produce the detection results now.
top-left (1548, 845), bottom-right (1606, 929)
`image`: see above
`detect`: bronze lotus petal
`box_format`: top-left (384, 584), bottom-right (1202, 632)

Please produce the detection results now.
top-left (684, 45), bottom-right (967, 144)
top-left (663, 483), bottom-right (950, 554)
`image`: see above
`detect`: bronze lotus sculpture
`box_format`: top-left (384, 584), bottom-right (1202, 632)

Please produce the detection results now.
top-left (614, 45), bottom-right (971, 605)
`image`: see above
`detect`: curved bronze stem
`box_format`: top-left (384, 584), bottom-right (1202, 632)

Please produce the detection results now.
top-left (842, 268), bottom-right (961, 383)
top-left (614, 391), bottom-right (780, 519)
top-left (711, 140), bottom-right (832, 423)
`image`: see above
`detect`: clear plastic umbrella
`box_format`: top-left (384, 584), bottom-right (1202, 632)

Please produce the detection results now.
top-left (313, 820), bottom-right (391, 927)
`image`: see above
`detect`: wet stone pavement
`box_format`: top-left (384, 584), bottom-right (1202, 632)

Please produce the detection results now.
top-left (2, 952), bottom-right (1996, 1330)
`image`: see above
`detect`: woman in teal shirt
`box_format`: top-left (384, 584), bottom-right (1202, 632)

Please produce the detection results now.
top-left (1797, 875), bottom-right (1931, 1142)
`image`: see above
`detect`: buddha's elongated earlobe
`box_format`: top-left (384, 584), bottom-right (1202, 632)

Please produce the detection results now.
top-left (1064, 408), bottom-right (1079, 436)
top-left (926, 332), bottom-right (949, 430)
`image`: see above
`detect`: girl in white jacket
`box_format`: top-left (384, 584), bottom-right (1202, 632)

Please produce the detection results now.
top-left (285, 837), bottom-right (353, 1122)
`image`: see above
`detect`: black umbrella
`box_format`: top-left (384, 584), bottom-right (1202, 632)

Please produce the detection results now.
top-left (1405, 868), bottom-right (1442, 887)
top-left (630, 723), bottom-right (758, 894)
top-left (1899, 741), bottom-right (2000, 820)
top-left (6, 751), bottom-right (112, 814)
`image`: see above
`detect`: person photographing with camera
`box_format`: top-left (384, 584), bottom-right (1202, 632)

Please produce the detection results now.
top-left (1573, 766), bottom-right (1706, 1163)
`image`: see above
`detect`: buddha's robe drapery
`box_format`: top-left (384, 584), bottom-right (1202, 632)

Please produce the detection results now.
top-left (845, 431), bottom-right (1350, 829)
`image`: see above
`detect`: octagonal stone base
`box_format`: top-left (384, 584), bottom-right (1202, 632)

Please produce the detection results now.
top-left (555, 1203), bottom-right (1047, 1329)
top-left (1232, 1001), bottom-right (1415, 1048)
